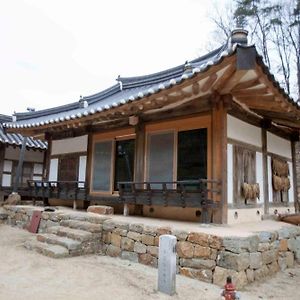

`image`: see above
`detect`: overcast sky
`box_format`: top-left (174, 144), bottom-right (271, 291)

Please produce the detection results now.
top-left (0, 0), bottom-right (229, 115)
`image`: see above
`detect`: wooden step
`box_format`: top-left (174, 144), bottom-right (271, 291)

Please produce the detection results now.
top-left (60, 219), bottom-right (102, 233)
top-left (47, 226), bottom-right (93, 242)
top-left (24, 239), bottom-right (69, 258)
top-left (37, 233), bottom-right (81, 250)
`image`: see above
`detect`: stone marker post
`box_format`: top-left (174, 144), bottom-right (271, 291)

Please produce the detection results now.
top-left (158, 234), bottom-right (177, 296)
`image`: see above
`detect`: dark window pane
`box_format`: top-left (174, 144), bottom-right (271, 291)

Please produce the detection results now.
top-left (92, 141), bottom-right (112, 191)
top-left (114, 139), bottom-right (135, 190)
top-left (58, 156), bottom-right (78, 182)
top-left (177, 128), bottom-right (207, 181)
top-left (147, 132), bottom-right (174, 188)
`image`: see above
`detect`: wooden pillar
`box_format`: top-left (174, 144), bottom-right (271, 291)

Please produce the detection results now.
top-left (0, 144), bottom-right (5, 202)
top-left (211, 94), bottom-right (229, 224)
top-left (84, 131), bottom-right (93, 208)
top-left (13, 137), bottom-right (27, 193)
top-left (133, 122), bottom-right (145, 215)
top-left (261, 123), bottom-right (269, 215)
top-left (292, 135), bottom-right (300, 213)
top-left (44, 132), bottom-right (52, 180)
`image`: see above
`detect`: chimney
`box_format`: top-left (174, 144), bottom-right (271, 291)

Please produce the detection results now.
top-left (231, 28), bottom-right (248, 45)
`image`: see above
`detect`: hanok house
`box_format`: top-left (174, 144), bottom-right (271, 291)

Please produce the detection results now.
top-left (4, 29), bottom-right (300, 224)
top-left (0, 114), bottom-right (47, 201)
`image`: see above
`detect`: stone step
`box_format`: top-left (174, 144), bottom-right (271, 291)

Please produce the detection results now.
top-left (37, 233), bottom-right (81, 250)
top-left (24, 239), bottom-right (69, 258)
top-left (60, 219), bottom-right (102, 233)
top-left (47, 226), bottom-right (93, 242)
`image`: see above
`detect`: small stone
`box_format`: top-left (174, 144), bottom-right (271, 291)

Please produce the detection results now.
top-left (259, 231), bottom-right (276, 243)
top-left (254, 265), bottom-right (269, 281)
top-left (210, 248), bottom-right (218, 260)
top-left (110, 233), bottom-right (121, 248)
top-left (134, 242), bottom-right (147, 254)
top-left (141, 234), bottom-right (155, 246)
top-left (176, 241), bottom-right (194, 258)
top-left (180, 267), bottom-right (212, 283)
top-left (106, 245), bottom-right (121, 257)
top-left (139, 253), bottom-right (157, 267)
top-left (143, 225), bottom-right (157, 236)
top-left (208, 235), bottom-right (222, 250)
top-left (156, 226), bottom-right (171, 236)
top-left (268, 261), bottom-right (279, 274)
top-left (147, 246), bottom-right (158, 257)
top-left (121, 251), bottom-right (138, 263)
top-left (113, 228), bottom-right (128, 237)
top-left (262, 250), bottom-right (277, 265)
top-left (180, 258), bottom-right (216, 270)
top-left (172, 229), bottom-right (188, 241)
top-left (87, 205), bottom-right (114, 215)
top-left (194, 245), bottom-right (210, 259)
top-left (129, 223), bottom-right (144, 233)
top-left (121, 237), bottom-right (134, 251)
top-left (249, 252), bottom-right (262, 269)
top-left (286, 251), bottom-right (294, 268)
top-left (103, 232), bottom-right (111, 244)
top-left (246, 269), bottom-right (254, 282)
top-left (187, 232), bottom-right (209, 246)
top-left (278, 256), bottom-right (287, 271)
top-left (103, 220), bottom-right (115, 231)
top-left (278, 228), bottom-right (291, 240)
top-left (258, 242), bottom-right (270, 252)
top-left (154, 236), bottom-right (160, 246)
top-left (127, 231), bottom-right (142, 242)
top-left (279, 239), bottom-right (288, 252)
top-left (223, 236), bottom-right (259, 254)
top-left (217, 251), bottom-right (250, 272)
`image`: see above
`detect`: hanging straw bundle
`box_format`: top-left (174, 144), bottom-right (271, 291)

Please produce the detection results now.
top-left (282, 177), bottom-right (291, 192)
top-left (272, 158), bottom-right (289, 177)
top-left (242, 182), bottom-right (260, 200)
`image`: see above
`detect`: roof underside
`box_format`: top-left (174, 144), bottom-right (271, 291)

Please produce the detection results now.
top-left (4, 43), bottom-right (300, 137)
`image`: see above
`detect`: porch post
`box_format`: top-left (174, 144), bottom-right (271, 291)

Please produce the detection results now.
top-left (0, 144), bottom-right (5, 203)
top-left (292, 134), bottom-right (300, 213)
top-left (84, 130), bottom-right (93, 209)
top-left (133, 122), bottom-right (145, 215)
top-left (261, 121), bottom-right (270, 215)
top-left (13, 136), bottom-right (27, 193)
top-left (211, 94), bottom-right (229, 224)
top-left (44, 132), bottom-right (52, 180)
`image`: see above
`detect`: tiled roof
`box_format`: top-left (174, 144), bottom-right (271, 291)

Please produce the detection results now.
top-left (3, 42), bottom-right (299, 130)
top-left (0, 115), bottom-right (47, 150)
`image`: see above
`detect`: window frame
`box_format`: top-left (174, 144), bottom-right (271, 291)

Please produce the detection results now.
top-left (144, 115), bottom-right (211, 183)
top-left (90, 128), bottom-right (136, 195)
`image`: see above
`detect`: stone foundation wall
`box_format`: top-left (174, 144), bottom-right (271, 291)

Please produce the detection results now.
top-left (2, 205), bottom-right (300, 288)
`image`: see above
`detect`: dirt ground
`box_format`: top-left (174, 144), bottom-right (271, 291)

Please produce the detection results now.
top-left (0, 224), bottom-right (300, 300)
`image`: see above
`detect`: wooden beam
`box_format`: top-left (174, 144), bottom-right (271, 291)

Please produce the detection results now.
top-left (231, 78), bottom-right (260, 91)
top-left (233, 86), bottom-right (269, 96)
top-left (220, 70), bottom-right (249, 94)
top-left (192, 82), bottom-right (200, 95)
top-left (201, 74), bottom-right (218, 93)
top-left (213, 64), bottom-right (236, 92)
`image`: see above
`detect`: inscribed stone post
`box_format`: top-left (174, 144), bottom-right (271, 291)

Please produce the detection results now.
top-left (158, 234), bottom-right (177, 295)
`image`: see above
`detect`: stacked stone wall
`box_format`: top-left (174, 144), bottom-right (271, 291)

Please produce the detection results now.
top-left (2, 205), bottom-right (300, 288)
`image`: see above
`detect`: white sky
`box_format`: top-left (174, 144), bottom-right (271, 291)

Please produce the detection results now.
top-left (0, 0), bottom-right (229, 115)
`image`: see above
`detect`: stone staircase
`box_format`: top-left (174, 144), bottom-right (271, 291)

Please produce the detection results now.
top-left (24, 218), bottom-right (103, 258)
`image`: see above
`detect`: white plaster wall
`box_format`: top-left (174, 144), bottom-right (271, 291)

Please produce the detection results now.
top-left (256, 152), bottom-right (264, 205)
top-left (267, 156), bottom-right (273, 203)
top-left (78, 156), bottom-right (87, 187)
top-left (33, 175), bottom-right (43, 181)
top-left (5, 146), bottom-right (44, 162)
top-left (3, 160), bottom-right (12, 172)
top-left (288, 161), bottom-right (294, 203)
top-left (228, 208), bottom-right (264, 224)
top-left (267, 132), bottom-right (292, 159)
top-left (227, 115), bottom-right (262, 147)
top-left (51, 135), bottom-right (88, 155)
top-left (227, 144), bottom-right (233, 204)
top-left (2, 174), bottom-right (11, 187)
top-left (49, 158), bottom-right (58, 181)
